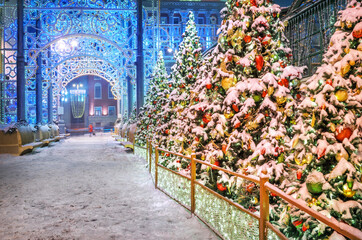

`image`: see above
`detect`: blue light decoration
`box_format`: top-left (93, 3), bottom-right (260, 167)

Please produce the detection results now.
top-left (0, 0), bottom-right (159, 124)
top-left (70, 83), bottom-right (86, 119)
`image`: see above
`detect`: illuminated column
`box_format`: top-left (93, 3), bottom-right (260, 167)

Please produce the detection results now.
top-left (127, 76), bottom-right (133, 117)
top-left (35, 18), bottom-right (42, 124)
top-left (136, 0), bottom-right (144, 114)
top-left (16, 0), bottom-right (26, 121)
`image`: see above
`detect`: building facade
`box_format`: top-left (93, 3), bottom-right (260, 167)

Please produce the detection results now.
top-left (61, 75), bottom-right (117, 131)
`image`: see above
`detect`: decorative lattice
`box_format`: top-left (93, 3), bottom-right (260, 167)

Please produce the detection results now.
top-left (134, 145), bottom-right (148, 161)
top-left (267, 229), bottom-right (281, 240)
top-left (194, 184), bottom-right (259, 240)
top-left (157, 167), bottom-right (191, 208)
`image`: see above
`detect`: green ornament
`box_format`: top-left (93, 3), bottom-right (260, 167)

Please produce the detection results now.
top-left (306, 182), bottom-right (323, 194)
top-left (253, 95), bottom-right (262, 102)
top-left (277, 153), bottom-right (284, 163)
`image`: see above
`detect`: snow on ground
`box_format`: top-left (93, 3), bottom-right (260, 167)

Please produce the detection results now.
top-left (0, 133), bottom-right (219, 240)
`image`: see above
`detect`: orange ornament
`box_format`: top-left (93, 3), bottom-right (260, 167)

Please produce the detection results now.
top-left (336, 127), bottom-right (352, 142)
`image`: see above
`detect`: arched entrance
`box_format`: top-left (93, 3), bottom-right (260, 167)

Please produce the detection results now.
top-left (0, 0), bottom-right (159, 124)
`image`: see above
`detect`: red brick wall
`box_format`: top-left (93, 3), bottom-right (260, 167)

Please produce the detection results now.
top-left (88, 75), bottom-right (117, 116)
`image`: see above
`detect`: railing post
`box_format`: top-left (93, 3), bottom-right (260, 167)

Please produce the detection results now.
top-left (191, 153), bottom-right (196, 214)
top-left (259, 168), bottom-right (269, 240)
top-left (149, 140), bottom-right (152, 173)
top-left (155, 146), bottom-right (159, 189)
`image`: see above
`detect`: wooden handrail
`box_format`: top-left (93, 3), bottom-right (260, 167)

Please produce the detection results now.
top-left (143, 139), bottom-right (362, 240)
top-left (265, 183), bottom-right (362, 240)
top-left (157, 147), bottom-right (192, 160)
top-left (194, 159), bottom-right (260, 184)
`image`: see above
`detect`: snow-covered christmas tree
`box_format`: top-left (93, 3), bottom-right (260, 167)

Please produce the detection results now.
top-left (155, 12), bottom-right (203, 171)
top-left (181, 0), bottom-right (305, 206)
top-left (277, 0), bottom-right (362, 238)
top-left (136, 51), bottom-right (169, 146)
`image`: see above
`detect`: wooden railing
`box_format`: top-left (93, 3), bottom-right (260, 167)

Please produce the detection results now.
top-left (133, 140), bottom-right (362, 240)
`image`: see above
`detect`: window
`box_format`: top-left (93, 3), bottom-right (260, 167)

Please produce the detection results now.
top-left (198, 18), bottom-right (205, 24)
top-left (108, 106), bottom-right (116, 116)
top-left (94, 83), bottom-right (102, 99)
top-left (94, 106), bottom-right (102, 116)
top-left (160, 16), bottom-right (168, 24)
top-left (108, 84), bottom-right (113, 99)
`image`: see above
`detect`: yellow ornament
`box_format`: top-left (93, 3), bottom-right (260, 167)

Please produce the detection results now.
top-left (344, 47), bottom-right (350, 54)
top-left (292, 136), bottom-right (299, 148)
top-left (346, 21), bottom-right (353, 29)
top-left (311, 111), bottom-right (316, 128)
top-left (349, 60), bottom-right (355, 66)
top-left (341, 64), bottom-right (351, 75)
top-left (335, 89), bottom-right (348, 102)
top-left (343, 183), bottom-right (356, 198)
top-left (166, 94), bottom-right (170, 98)
top-left (285, 109), bottom-right (293, 117)
top-left (224, 111), bottom-right (234, 119)
top-left (357, 43), bottom-right (362, 51)
top-left (276, 96), bottom-right (287, 105)
top-left (335, 148), bottom-right (349, 161)
top-left (246, 120), bottom-right (259, 130)
top-left (221, 77), bottom-right (234, 91)
top-left (251, 197), bottom-right (258, 204)
top-left (329, 123), bottom-right (336, 132)
top-left (305, 153), bottom-right (313, 164)
top-left (268, 86), bottom-right (274, 96)
top-left (308, 198), bottom-right (319, 207)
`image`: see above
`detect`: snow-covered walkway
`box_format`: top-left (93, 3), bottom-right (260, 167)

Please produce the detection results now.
top-left (0, 133), bottom-right (218, 240)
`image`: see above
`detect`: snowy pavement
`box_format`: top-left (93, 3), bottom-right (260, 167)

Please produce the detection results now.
top-left (0, 133), bottom-right (219, 240)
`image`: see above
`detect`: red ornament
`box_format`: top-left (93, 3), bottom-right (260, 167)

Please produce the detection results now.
top-left (165, 129), bottom-right (169, 135)
top-left (280, 78), bottom-right (289, 88)
top-left (222, 144), bottom-right (227, 154)
top-left (250, 0), bottom-right (257, 7)
top-left (273, 12), bottom-right (277, 18)
top-left (293, 220), bottom-right (303, 227)
top-left (166, 153), bottom-right (170, 157)
top-left (326, 79), bottom-right (333, 86)
top-left (153, 101), bottom-right (157, 104)
top-left (296, 93), bottom-right (302, 99)
top-left (302, 224), bottom-right (309, 232)
top-left (206, 83), bottom-right (212, 89)
top-left (260, 148), bottom-right (266, 155)
top-left (227, 55), bottom-right (233, 62)
top-left (217, 183), bottom-right (227, 191)
top-left (236, 1), bottom-right (239, 7)
top-left (262, 90), bottom-right (267, 98)
top-left (353, 29), bottom-right (362, 39)
top-left (148, 114), bottom-right (151, 118)
top-left (336, 127), bottom-right (353, 142)
top-left (270, 192), bottom-right (277, 197)
top-left (232, 103), bottom-right (239, 112)
top-left (255, 55), bottom-right (264, 71)
top-left (212, 160), bottom-right (220, 170)
top-left (188, 74), bottom-right (193, 79)
top-left (297, 169), bottom-right (303, 180)
top-left (318, 148), bottom-right (326, 159)
top-left (246, 183), bottom-right (255, 193)
top-left (244, 35), bottom-right (252, 43)
top-left (194, 97), bottom-right (199, 102)
top-left (180, 83), bottom-right (185, 88)
top-left (234, 122), bottom-right (241, 129)
top-left (169, 84), bottom-right (172, 87)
